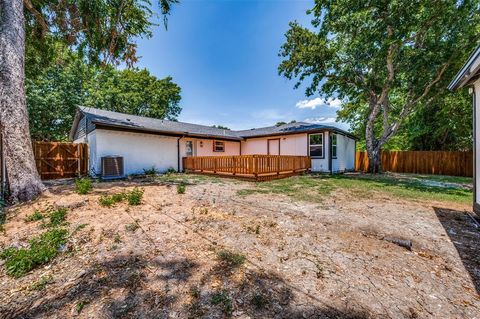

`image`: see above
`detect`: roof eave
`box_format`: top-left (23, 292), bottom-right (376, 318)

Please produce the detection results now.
top-left (449, 45), bottom-right (480, 90)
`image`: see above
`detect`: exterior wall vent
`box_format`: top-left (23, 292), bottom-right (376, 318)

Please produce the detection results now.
top-left (101, 156), bottom-right (124, 179)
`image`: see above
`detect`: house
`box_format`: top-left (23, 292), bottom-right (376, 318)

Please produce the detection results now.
top-left (69, 107), bottom-right (356, 176)
top-left (449, 45), bottom-right (480, 214)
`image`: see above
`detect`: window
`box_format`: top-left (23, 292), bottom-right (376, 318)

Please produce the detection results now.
top-left (213, 140), bottom-right (225, 152)
top-left (331, 134), bottom-right (337, 158)
top-left (309, 133), bottom-right (324, 157)
top-left (185, 141), bottom-right (193, 156)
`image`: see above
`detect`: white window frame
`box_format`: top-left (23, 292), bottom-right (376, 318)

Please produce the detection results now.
top-left (309, 133), bottom-right (324, 158)
top-left (331, 134), bottom-right (337, 159)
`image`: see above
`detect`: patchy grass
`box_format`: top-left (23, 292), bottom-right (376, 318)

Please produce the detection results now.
top-left (75, 178), bottom-right (92, 195)
top-left (0, 228), bottom-right (68, 278)
top-left (177, 183), bottom-right (186, 194)
top-left (125, 221), bottom-right (140, 232)
top-left (44, 208), bottom-right (68, 228)
top-left (25, 210), bottom-right (45, 222)
top-left (125, 188), bottom-right (143, 205)
top-left (216, 249), bottom-right (246, 268)
top-left (238, 173), bottom-right (472, 204)
top-left (143, 166), bottom-right (158, 176)
top-left (211, 290), bottom-right (233, 314)
top-left (157, 173), bottom-right (225, 185)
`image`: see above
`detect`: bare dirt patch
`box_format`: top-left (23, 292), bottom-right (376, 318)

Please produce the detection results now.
top-left (0, 176), bottom-right (478, 318)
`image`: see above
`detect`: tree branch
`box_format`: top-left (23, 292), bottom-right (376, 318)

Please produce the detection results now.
top-left (23, 0), bottom-right (48, 37)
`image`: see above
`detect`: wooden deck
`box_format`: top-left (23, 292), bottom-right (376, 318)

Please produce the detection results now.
top-left (182, 155), bottom-right (311, 181)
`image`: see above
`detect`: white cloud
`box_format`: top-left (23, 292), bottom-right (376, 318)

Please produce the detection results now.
top-left (304, 117), bottom-right (337, 124)
top-left (295, 97), bottom-right (342, 110)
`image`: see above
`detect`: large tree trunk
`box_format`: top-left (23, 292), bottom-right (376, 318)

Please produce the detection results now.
top-left (366, 146), bottom-right (382, 174)
top-left (0, 0), bottom-right (45, 202)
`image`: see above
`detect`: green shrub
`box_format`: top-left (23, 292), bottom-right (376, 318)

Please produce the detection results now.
top-left (25, 210), bottom-right (44, 222)
top-left (177, 183), bottom-right (186, 194)
top-left (0, 228), bottom-right (68, 277)
top-left (211, 290), bottom-right (232, 314)
top-left (165, 167), bottom-right (176, 175)
top-left (143, 166), bottom-right (158, 176)
top-left (111, 192), bottom-right (126, 203)
top-left (75, 178), bottom-right (92, 194)
top-left (98, 195), bottom-right (115, 207)
top-left (43, 208), bottom-right (68, 228)
top-left (126, 188), bottom-right (143, 205)
top-left (216, 250), bottom-right (246, 267)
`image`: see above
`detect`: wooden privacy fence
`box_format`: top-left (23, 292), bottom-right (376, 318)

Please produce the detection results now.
top-left (33, 141), bottom-right (88, 180)
top-left (355, 151), bottom-right (473, 177)
top-left (183, 155), bottom-right (311, 181)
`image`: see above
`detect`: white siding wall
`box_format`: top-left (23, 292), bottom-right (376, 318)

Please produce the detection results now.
top-left (241, 133), bottom-right (308, 156)
top-left (332, 133), bottom-right (356, 172)
top-left (94, 129), bottom-right (178, 175)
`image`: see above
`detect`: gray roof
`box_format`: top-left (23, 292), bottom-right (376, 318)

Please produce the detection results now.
top-left (449, 44), bottom-right (480, 90)
top-left (74, 107), bottom-right (356, 140)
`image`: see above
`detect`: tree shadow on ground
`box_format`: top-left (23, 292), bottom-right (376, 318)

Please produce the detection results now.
top-left (433, 207), bottom-right (480, 294)
top-left (2, 254), bottom-right (371, 319)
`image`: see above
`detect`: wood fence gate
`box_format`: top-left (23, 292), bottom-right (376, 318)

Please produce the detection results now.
top-left (33, 142), bottom-right (88, 180)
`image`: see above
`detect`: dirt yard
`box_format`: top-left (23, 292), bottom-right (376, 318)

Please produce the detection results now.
top-left (0, 174), bottom-right (479, 319)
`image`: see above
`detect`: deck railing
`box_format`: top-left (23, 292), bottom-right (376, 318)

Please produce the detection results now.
top-left (183, 155), bottom-right (311, 181)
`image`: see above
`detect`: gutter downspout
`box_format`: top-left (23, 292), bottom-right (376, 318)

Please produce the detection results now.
top-left (177, 136), bottom-right (182, 172)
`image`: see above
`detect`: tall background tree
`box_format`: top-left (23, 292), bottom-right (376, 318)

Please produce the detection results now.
top-left (0, 0), bottom-right (176, 202)
top-left (279, 0), bottom-right (480, 172)
top-left (26, 45), bottom-right (182, 141)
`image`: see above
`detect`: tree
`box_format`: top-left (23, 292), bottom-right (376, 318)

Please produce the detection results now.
top-left (0, 0), bottom-right (176, 202)
top-left (26, 46), bottom-right (182, 141)
top-left (85, 68), bottom-right (181, 120)
top-left (211, 125), bottom-right (230, 130)
top-left (279, 0), bottom-right (480, 172)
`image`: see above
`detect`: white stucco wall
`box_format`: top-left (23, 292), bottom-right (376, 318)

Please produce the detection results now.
top-left (310, 131), bottom-right (330, 173)
top-left (93, 129), bottom-right (179, 175)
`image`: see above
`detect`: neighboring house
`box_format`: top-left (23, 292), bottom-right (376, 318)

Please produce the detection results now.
top-left (449, 45), bottom-right (480, 214)
top-left (69, 107), bottom-right (356, 176)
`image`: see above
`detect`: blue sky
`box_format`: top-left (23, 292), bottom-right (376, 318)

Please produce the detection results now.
top-left (136, 0), bottom-right (346, 130)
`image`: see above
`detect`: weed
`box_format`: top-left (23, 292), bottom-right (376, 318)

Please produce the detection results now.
top-left (0, 228), bottom-right (68, 277)
top-left (113, 234), bottom-right (122, 243)
top-left (98, 192), bottom-right (124, 207)
top-left (125, 222), bottom-right (140, 232)
top-left (30, 275), bottom-right (53, 291)
top-left (44, 208), bottom-right (68, 228)
top-left (165, 167), bottom-right (176, 175)
top-left (75, 178), bottom-right (92, 194)
top-left (216, 249), bottom-right (246, 267)
top-left (211, 290), bottom-right (232, 314)
top-left (76, 301), bottom-right (87, 314)
top-left (246, 224), bottom-right (261, 235)
top-left (189, 286), bottom-right (201, 299)
top-left (126, 188), bottom-right (144, 205)
top-left (25, 210), bottom-right (44, 222)
top-left (177, 183), bottom-right (186, 194)
top-left (143, 166), bottom-right (158, 176)
top-left (251, 293), bottom-right (269, 309)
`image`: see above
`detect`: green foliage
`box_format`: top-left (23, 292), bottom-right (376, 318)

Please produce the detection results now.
top-left (143, 166), bottom-right (158, 176)
top-left (216, 250), bottom-right (246, 268)
top-left (126, 188), bottom-right (144, 205)
top-left (26, 47), bottom-right (182, 141)
top-left (75, 178), bottom-right (93, 194)
top-left (99, 188), bottom-right (143, 207)
top-left (177, 183), bottom-right (186, 194)
top-left (211, 290), bottom-right (233, 314)
top-left (211, 125), bottom-right (230, 130)
top-left (44, 208), bottom-right (68, 228)
top-left (165, 167), bottom-right (176, 174)
top-left (0, 228), bottom-right (68, 277)
top-left (25, 210), bottom-right (45, 222)
top-left (279, 0), bottom-right (480, 155)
